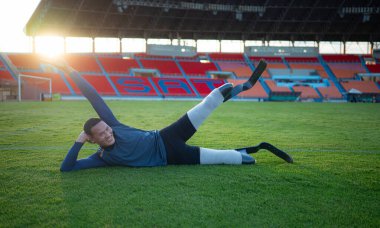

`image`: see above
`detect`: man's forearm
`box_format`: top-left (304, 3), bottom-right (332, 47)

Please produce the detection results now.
top-left (60, 142), bottom-right (83, 172)
top-left (64, 68), bottom-right (119, 126)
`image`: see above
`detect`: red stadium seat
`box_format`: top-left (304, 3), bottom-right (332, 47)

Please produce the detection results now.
top-left (292, 86), bottom-right (320, 99)
top-left (327, 63), bottom-right (366, 79)
top-left (190, 78), bottom-right (225, 96)
top-left (110, 76), bottom-right (158, 96)
top-left (98, 57), bottom-right (140, 74)
top-left (217, 62), bottom-right (252, 78)
top-left (249, 56), bottom-right (287, 78)
top-left (81, 75), bottom-right (116, 95)
top-left (65, 55), bottom-right (102, 72)
top-left (322, 54), bottom-right (361, 62)
top-left (208, 53), bottom-right (244, 61)
top-left (0, 70), bottom-right (15, 81)
top-left (366, 64), bottom-right (380, 73)
top-left (340, 81), bottom-right (380, 94)
top-left (265, 80), bottom-right (292, 92)
top-left (227, 79), bottom-right (268, 98)
top-left (8, 54), bottom-right (41, 70)
top-left (140, 59), bottom-right (182, 76)
top-left (178, 61), bottom-right (218, 76)
top-left (286, 57), bottom-right (328, 78)
top-left (134, 53), bottom-right (173, 60)
top-left (317, 81), bottom-right (342, 99)
top-left (151, 77), bottom-right (197, 97)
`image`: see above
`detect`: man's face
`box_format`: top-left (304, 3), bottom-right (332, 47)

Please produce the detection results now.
top-left (90, 121), bottom-right (115, 147)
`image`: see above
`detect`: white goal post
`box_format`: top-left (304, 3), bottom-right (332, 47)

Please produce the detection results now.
top-left (18, 74), bottom-right (52, 101)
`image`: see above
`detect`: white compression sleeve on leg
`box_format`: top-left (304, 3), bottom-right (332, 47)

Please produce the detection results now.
top-left (187, 88), bottom-right (224, 130)
top-left (200, 148), bottom-right (242, 165)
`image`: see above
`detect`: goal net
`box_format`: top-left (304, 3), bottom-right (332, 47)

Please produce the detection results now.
top-left (18, 74), bottom-right (52, 101)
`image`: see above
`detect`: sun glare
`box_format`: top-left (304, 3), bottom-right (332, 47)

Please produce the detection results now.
top-left (35, 36), bottom-right (64, 58)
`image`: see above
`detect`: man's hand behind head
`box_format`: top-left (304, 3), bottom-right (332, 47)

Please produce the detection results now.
top-left (76, 131), bottom-right (92, 144)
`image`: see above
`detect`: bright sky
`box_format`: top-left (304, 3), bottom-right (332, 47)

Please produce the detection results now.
top-left (0, 0), bottom-right (373, 56)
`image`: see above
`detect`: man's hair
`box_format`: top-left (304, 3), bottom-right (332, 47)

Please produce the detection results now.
top-left (84, 118), bottom-right (102, 135)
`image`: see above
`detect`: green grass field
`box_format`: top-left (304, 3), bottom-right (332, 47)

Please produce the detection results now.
top-left (1, 101), bottom-right (379, 227)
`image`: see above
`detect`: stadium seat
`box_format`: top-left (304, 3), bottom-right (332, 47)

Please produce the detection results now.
top-left (316, 80), bottom-right (343, 99)
top-left (250, 56), bottom-right (287, 78)
top-left (292, 86), bottom-right (320, 99)
top-left (208, 53), bottom-right (244, 61)
top-left (81, 75), bottom-right (116, 95)
top-left (178, 61), bottom-right (218, 76)
top-left (8, 54), bottom-right (41, 70)
top-left (140, 59), bottom-right (182, 76)
top-left (110, 76), bottom-right (158, 96)
top-left (227, 79), bottom-right (268, 99)
top-left (0, 70), bottom-right (15, 81)
top-left (217, 62), bottom-right (252, 78)
top-left (340, 81), bottom-right (380, 94)
top-left (134, 53), bottom-right (173, 60)
top-left (265, 80), bottom-right (292, 92)
top-left (65, 55), bottom-right (102, 72)
top-left (366, 64), bottom-right (380, 73)
top-left (190, 78), bottom-right (225, 96)
top-left (285, 57), bottom-right (328, 78)
top-left (98, 57), bottom-right (140, 74)
top-left (151, 77), bottom-right (197, 97)
top-left (322, 54), bottom-right (366, 79)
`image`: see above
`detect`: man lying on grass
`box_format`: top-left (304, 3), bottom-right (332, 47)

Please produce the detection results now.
top-left (45, 60), bottom-right (292, 172)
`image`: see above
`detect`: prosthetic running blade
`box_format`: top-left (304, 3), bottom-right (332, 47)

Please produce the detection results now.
top-left (237, 142), bottom-right (293, 163)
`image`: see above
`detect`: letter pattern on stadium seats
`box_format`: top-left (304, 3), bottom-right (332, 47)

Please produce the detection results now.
top-left (151, 78), bottom-right (196, 97)
top-left (190, 78), bottom-right (225, 96)
top-left (110, 76), bottom-right (157, 96)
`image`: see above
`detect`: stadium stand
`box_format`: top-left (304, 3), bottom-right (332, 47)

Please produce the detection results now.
top-left (178, 61), bottom-right (218, 76)
top-left (151, 77), bottom-right (197, 97)
top-left (292, 86), bottom-right (320, 99)
top-left (0, 70), bottom-right (15, 81)
top-left (81, 75), bottom-right (116, 95)
top-left (322, 54), bottom-right (367, 79)
top-left (340, 81), bottom-right (380, 94)
top-left (250, 56), bottom-right (287, 78)
top-left (208, 53), bottom-right (245, 61)
top-left (134, 53), bottom-right (173, 60)
top-left (265, 80), bottom-right (292, 92)
top-left (64, 55), bottom-right (102, 73)
top-left (8, 54), bottom-right (41, 70)
top-left (366, 64), bottom-right (380, 73)
top-left (140, 59), bottom-right (182, 76)
top-left (316, 80), bottom-right (343, 99)
top-left (3, 52), bottom-right (380, 101)
top-left (190, 78), bottom-right (225, 96)
top-left (110, 76), bottom-right (158, 96)
top-left (227, 79), bottom-right (268, 99)
top-left (217, 62), bottom-right (252, 78)
top-left (98, 57), bottom-right (140, 74)
top-left (285, 57), bottom-right (328, 78)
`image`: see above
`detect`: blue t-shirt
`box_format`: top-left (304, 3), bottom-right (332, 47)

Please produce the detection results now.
top-left (100, 124), bottom-right (167, 167)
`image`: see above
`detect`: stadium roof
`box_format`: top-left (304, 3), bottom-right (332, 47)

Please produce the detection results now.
top-left (25, 0), bottom-right (380, 42)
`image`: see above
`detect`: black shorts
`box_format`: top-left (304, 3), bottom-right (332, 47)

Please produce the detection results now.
top-left (159, 114), bottom-right (200, 165)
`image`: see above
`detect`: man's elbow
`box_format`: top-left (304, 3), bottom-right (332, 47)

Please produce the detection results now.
top-left (60, 164), bottom-right (73, 172)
